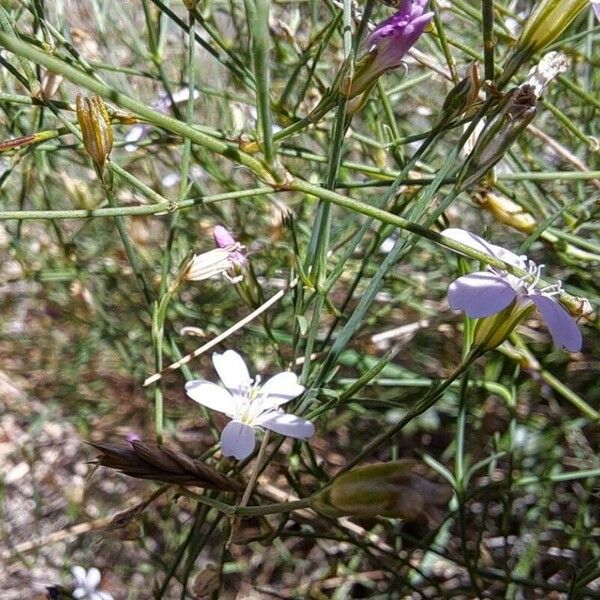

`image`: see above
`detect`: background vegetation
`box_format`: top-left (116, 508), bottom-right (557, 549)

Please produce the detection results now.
top-left (1, 0), bottom-right (599, 597)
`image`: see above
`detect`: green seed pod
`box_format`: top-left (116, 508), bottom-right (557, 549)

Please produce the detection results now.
top-left (311, 460), bottom-right (451, 522)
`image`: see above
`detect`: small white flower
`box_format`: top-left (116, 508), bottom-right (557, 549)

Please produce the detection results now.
top-left (71, 566), bottom-right (114, 600)
top-left (185, 350), bottom-right (314, 460)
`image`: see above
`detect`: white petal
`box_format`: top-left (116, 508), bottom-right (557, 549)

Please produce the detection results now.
top-left (95, 593), bottom-right (115, 600)
top-left (256, 411), bottom-right (315, 440)
top-left (185, 380), bottom-right (237, 417)
top-left (71, 566), bottom-right (87, 585)
top-left (220, 421), bottom-right (256, 459)
top-left (86, 568), bottom-right (101, 588)
top-left (73, 590), bottom-right (86, 600)
top-left (530, 294), bottom-right (582, 352)
top-left (260, 372), bottom-right (305, 408)
top-left (441, 228), bottom-right (524, 268)
top-left (448, 272), bottom-right (516, 318)
top-left (213, 350), bottom-right (252, 392)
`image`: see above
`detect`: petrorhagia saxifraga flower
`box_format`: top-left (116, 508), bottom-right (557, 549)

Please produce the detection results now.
top-left (456, 85), bottom-right (539, 191)
top-left (337, 0), bottom-right (433, 101)
top-left (497, 0), bottom-right (590, 88)
top-left (184, 226), bottom-right (247, 284)
top-left (71, 566), bottom-right (114, 600)
top-left (442, 228), bottom-right (583, 352)
top-left (75, 94), bottom-right (113, 174)
top-left (185, 350), bottom-right (314, 460)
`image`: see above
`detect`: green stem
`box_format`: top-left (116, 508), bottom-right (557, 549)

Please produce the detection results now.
top-left (0, 31), bottom-right (274, 181)
top-left (245, 0), bottom-right (275, 164)
top-left (0, 187), bottom-right (274, 220)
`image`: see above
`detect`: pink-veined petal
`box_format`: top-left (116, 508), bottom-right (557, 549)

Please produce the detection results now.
top-left (256, 411), bottom-right (315, 440)
top-left (441, 228), bottom-right (524, 268)
top-left (530, 294), bottom-right (582, 352)
top-left (220, 421), bottom-right (256, 459)
top-left (212, 350), bottom-right (252, 392)
top-left (185, 380), bottom-right (237, 418)
top-left (260, 372), bottom-right (305, 408)
top-left (448, 272), bottom-right (517, 317)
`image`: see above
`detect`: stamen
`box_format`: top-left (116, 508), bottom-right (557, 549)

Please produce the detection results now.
top-left (519, 259), bottom-right (544, 293)
top-left (538, 281), bottom-right (563, 297)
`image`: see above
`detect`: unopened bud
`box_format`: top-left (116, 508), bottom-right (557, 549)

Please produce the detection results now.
top-left (76, 94), bottom-right (113, 172)
top-left (441, 63), bottom-right (481, 123)
top-left (457, 85), bottom-right (538, 191)
top-left (498, 0), bottom-right (587, 88)
top-left (474, 189), bottom-right (536, 233)
top-left (311, 460), bottom-right (451, 522)
top-left (473, 298), bottom-right (535, 351)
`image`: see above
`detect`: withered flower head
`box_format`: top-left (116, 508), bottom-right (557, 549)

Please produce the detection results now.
top-left (89, 439), bottom-right (243, 492)
top-left (457, 85), bottom-right (539, 191)
top-left (76, 94), bottom-right (113, 172)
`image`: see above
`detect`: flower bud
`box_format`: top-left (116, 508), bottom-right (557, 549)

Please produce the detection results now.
top-left (473, 189), bottom-right (537, 233)
top-left (473, 298), bottom-right (535, 352)
top-left (457, 85), bottom-right (538, 191)
top-left (311, 460), bottom-right (451, 522)
top-left (498, 0), bottom-right (587, 88)
top-left (440, 63), bottom-right (481, 123)
top-left (76, 94), bottom-right (113, 172)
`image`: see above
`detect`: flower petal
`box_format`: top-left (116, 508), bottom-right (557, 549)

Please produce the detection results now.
top-left (220, 421), bottom-right (256, 459)
top-left (86, 567), bottom-right (101, 588)
top-left (260, 372), bottom-right (305, 408)
top-left (530, 293), bottom-right (582, 352)
top-left (95, 592), bottom-right (115, 600)
top-left (185, 380), bottom-right (237, 417)
top-left (73, 590), bottom-right (86, 600)
top-left (448, 272), bottom-right (517, 317)
top-left (256, 411), bottom-right (315, 440)
top-left (212, 350), bottom-right (252, 392)
top-left (441, 228), bottom-right (524, 268)
top-left (71, 566), bottom-right (87, 586)
top-left (593, 0), bottom-right (600, 23)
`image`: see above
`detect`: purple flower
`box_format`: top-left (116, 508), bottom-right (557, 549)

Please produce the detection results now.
top-left (592, 0), bottom-right (600, 21)
top-left (185, 350), bottom-right (314, 460)
top-left (443, 228), bottom-right (582, 352)
top-left (343, 0), bottom-right (433, 97)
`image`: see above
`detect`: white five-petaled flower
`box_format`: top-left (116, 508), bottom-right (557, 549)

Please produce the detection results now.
top-left (71, 566), bottom-right (114, 600)
top-left (442, 228), bottom-right (582, 352)
top-left (185, 350), bottom-right (315, 460)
